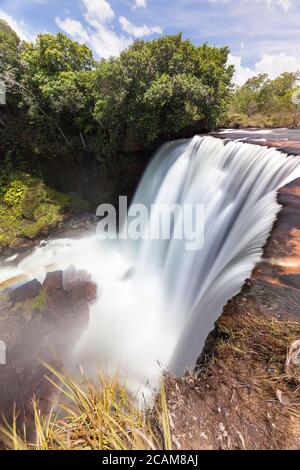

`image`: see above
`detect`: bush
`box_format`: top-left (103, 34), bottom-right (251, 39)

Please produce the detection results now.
top-left (93, 35), bottom-right (233, 154)
top-left (0, 172), bottom-right (75, 248)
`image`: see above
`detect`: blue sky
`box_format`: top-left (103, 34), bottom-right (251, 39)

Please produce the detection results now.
top-left (1, 0), bottom-right (300, 84)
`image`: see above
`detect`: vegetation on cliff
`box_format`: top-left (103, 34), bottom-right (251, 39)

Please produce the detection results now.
top-left (225, 72), bottom-right (300, 128)
top-left (0, 172), bottom-right (82, 249)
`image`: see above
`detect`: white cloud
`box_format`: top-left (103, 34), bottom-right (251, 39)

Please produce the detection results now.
top-left (228, 54), bottom-right (254, 85)
top-left (55, 17), bottom-right (90, 44)
top-left (229, 51), bottom-right (300, 85)
top-left (0, 10), bottom-right (34, 42)
top-left (82, 0), bottom-right (115, 24)
top-left (255, 52), bottom-right (300, 77)
top-left (132, 0), bottom-right (147, 9)
top-left (243, 0), bottom-right (293, 11)
top-left (119, 16), bottom-right (162, 38)
top-left (209, 0), bottom-right (293, 11)
top-left (56, 0), bottom-right (131, 58)
top-left (56, 0), bottom-right (162, 58)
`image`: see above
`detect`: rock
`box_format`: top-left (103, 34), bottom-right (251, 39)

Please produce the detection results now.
top-left (84, 281), bottom-right (97, 302)
top-left (42, 269), bottom-right (96, 318)
top-left (9, 279), bottom-right (42, 303)
top-left (43, 271), bottom-right (63, 291)
top-left (43, 271), bottom-right (65, 313)
top-left (0, 267), bottom-right (96, 425)
top-left (10, 238), bottom-right (35, 251)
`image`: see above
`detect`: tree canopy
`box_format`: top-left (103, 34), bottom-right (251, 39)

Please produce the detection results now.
top-left (226, 72), bottom-right (300, 128)
top-left (94, 35), bottom-right (233, 152)
top-left (1, 26), bottom-right (234, 157)
top-left (0, 19), bottom-right (20, 71)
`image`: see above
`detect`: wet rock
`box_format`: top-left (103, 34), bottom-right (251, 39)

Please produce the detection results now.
top-left (84, 281), bottom-right (97, 302)
top-left (0, 268), bottom-right (97, 424)
top-left (8, 279), bottom-right (42, 303)
top-left (43, 271), bottom-right (63, 291)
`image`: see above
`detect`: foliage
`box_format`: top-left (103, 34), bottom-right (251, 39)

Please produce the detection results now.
top-left (19, 33), bottom-right (97, 136)
top-left (0, 172), bottom-right (72, 248)
top-left (1, 27), bottom-right (233, 158)
top-left (0, 367), bottom-right (172, 451)
top-left (94, 35), bottom-right (233, 153)
top-left (0, 19), bottom-right (20, 71)
top-left (225, 72), bottom-right (300, 128)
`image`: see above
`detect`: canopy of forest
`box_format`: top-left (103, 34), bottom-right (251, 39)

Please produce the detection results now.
top-left (0, 20), bottom-right (233, 160)
top-left (225, 72), bottom-right (300, 128)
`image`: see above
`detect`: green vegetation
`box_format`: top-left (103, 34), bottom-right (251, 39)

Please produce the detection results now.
top-left (0, 172), bottom-right (71, 248)
top-left (1, 26), bottom-right (234, 153)
top-left (14, 31), bottom-right (233, 152)
top-left (0, 18), bottom-right (20, 71)
top-left (225, 72), bottom-right (300, 128)
top-left (93, 36), bottom-right (233, 153)
top-left (0, 367), bottom-right (172, 450)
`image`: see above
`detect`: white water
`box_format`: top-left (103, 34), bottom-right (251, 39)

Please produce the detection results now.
top-left (2, 136), bottom-right (300, 401)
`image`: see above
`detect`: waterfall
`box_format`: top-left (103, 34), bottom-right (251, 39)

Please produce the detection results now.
top-left (2, 136), bottom-right (300, 401)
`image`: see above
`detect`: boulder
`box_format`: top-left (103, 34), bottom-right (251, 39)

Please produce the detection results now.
top-left (8, 279), bottom-right (42, 303)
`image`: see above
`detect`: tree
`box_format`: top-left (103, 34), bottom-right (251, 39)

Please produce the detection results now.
top-left (93, 34), bottom-right (234, 153)
top-left (0, 19), bottom-right (20, 72)
top-left (227, 72), bottom-right (300, 127)
top-left (15, 33), bottom-right (97, 145)
top-left (2, 29), bottom-right (234, 164)
top-left (231, 74), bottom-right (269, 116)
top-left (20, 33), bottom-right (95, 116)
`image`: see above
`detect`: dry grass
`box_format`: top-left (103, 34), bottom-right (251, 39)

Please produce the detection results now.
top-left (165, 312), bottom-right (300, 450)
top-left (0, 366), bottom-right (172, 451)
top-left (210, 314), bottom-right (300, 441)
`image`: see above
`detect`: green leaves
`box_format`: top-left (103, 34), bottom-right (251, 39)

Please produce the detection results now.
top-left (227, 71), bottom-right (300, 128)
top-left (93, 34), bottom-right (233, 152)
top-left (2, 27), bottom-right (233, 155)
top-left (0, 19), bottom-right (20, 72)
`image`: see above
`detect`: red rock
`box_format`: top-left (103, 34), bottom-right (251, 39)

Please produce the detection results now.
top-left (43, 271), bottom-right (63, 290)
top-left (84, 281), bottom-right (97, 302)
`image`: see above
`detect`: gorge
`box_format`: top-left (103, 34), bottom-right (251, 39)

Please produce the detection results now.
top-left (1, 135), bottom-right (300, 412)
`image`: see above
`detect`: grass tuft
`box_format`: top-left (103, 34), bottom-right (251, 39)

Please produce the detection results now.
top-left (0, 366), bottom-right (172, 451)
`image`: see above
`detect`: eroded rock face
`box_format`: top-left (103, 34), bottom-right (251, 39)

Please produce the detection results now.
top-left (252, 177), bottom-right (300, 315)
top-left (0, 269), bottom-right (97, 421)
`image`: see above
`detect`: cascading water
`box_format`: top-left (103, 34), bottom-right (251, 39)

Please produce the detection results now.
top-left (1, 136), bottom-right (300, 401)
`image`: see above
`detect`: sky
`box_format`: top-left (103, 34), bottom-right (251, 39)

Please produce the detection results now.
top-left (0, 0), bottom-right (300, 85)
